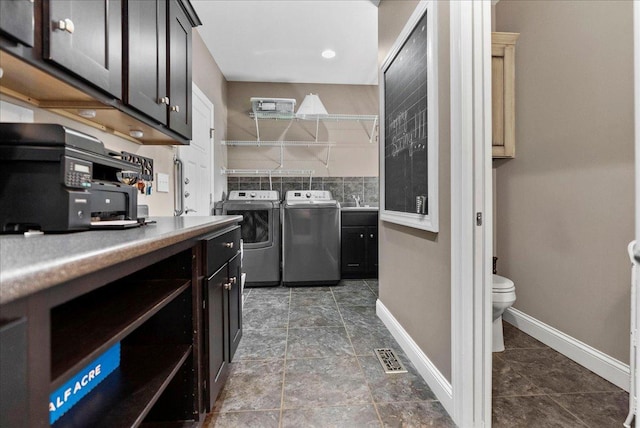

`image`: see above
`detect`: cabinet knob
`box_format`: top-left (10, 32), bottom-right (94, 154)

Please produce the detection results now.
top-left (185, 208), bottom-right (197, 214)
top-left (224, 242), bottom-right (234, 249)
top-left (184, 191), bottom-right (190, 198)
top-left (370, 234), bottom-right (374, 238)
top-left (184, 177), bottom-right (190, 185)
top-left (230, 277), bottom-right (237, 284)
top-left (360, 234), bottom-right (364, 239)
top-left (223, 282), bottom-right (232, 290)
top-left (159, 96), bottom-right (170, 105)
top-left (170, 105), bottom-right (180, 113)
top-left (56, 18), bottom-right (75, 34)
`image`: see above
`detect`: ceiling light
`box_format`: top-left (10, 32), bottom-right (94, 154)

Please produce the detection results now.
top-left (296, 93), bottom-right (328, 118)
top-left (129, 130), bottom-right (144, 139)
top-left (321, 49), bottom-right (336, 59)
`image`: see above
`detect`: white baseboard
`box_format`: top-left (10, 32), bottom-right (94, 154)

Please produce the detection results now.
top-left (376, 299), bottom-right (454, 416)
top-left (503, 307), bottom-right (630, 391)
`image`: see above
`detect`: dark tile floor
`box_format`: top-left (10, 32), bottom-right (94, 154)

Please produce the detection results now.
top-left (204, 279), bottom-right (630, 427)
top-left (492, 322), bottom-right (629, 427)
top-left (204, 279), bottom-right (455, 427)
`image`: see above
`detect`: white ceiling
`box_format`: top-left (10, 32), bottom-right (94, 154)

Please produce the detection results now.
top-left (192, 0), bottom-right (379, 85)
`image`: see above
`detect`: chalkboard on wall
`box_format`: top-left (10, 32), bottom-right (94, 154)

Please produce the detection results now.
top-left (380, 1), bottom-right (438, 232)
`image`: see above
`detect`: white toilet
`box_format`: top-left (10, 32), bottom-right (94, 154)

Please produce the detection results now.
top-left (492, 274), bottom-right (516, 352)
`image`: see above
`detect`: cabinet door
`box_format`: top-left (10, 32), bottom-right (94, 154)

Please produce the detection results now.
top-left (46, 0), bottom-right (122, 98)
top-left (341, 226), bottom-right (367, 276)
top-left (0, 0), bottom-right (34, 46)
top-left (226, 254), bottom-right (242, 362)
top-left (0, 318), bottom-right (28, 428)
top-left (366, 226), bottom-right (379, 276)
top-left (126, 0), bottom-right (168, 124)
top-left (205, 266), bottom-right (227, 411)
top-left (168, 0), bottom-right (192, 139)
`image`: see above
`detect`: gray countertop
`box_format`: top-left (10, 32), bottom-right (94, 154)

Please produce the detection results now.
top-left (0, 216), bottom-right (241, 306)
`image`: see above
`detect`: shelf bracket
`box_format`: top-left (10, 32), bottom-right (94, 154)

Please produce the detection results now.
top-left (366, 116), bottom-right (378, 144)
top-left (254, 112), bottom-right (261, 142)
top-left (324, 145), bottom-right (332, 168)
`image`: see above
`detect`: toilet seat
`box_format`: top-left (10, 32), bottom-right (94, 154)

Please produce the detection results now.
top-left (492, 275), bottom-right (515, 293)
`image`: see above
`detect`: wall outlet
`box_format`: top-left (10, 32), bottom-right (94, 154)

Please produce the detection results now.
top-left (156, 173), bottom-right (170, 193)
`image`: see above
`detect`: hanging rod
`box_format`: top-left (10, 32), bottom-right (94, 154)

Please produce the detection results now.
top-left (222, 140), bottom-right (337, 147)
top-left (221, 168), bottom-right (315, 176)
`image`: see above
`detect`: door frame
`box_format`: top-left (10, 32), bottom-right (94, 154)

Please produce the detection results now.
top-left (450, 0), bottom-right (493, 426)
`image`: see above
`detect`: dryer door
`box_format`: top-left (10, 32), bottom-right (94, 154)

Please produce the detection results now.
top-left (224, 203), bottom-right (275, 250)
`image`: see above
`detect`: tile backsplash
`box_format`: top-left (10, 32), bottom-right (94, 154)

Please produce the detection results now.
top-left (226, 176), bottom-right (379, 206)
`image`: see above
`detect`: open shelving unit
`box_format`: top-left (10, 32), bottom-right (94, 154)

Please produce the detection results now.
top-left (49, 249), bottom-right (197, 427)
top-left (223, 111), bottom-right (379, 173)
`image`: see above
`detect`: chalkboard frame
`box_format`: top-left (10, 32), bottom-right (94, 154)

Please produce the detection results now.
top-left (379, 0), bottom-right (438, 232)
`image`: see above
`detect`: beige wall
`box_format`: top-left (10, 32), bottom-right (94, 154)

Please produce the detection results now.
top-left (226, 82), bottom-right (379, 177)
top-left (495, 0), bottom-right (634, 362)
top-left (193, 30), bottom-right (229, 202)
top-left (378, 0), bottom-right (452, 380)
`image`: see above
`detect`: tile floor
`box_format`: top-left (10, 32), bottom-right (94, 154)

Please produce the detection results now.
top-left (492, 322), bottom-right (629, 427)
top-left (204, 279), bottom-right (630, 427)
top-left (204, 279), bottom-right (455, 427)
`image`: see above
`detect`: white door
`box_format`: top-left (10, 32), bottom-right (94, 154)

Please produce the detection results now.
top-left (177, 83), bottom-right (214, 216)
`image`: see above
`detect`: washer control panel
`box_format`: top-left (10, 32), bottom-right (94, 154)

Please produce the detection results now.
top-left (229, 190), bottom-right (279, 201)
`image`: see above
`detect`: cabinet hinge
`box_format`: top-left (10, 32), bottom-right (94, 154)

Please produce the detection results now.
top-left (202, 300), bottom-right (206, 310)
top-left (210, 128), bottom-right (215, 139)
top-left (203, 380), bottom-right (207, 390)
top-left (476, 212), bottom-right (483, 226)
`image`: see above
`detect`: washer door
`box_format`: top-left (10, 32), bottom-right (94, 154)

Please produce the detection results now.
top-left (223, 203), bottom-right (275, 249)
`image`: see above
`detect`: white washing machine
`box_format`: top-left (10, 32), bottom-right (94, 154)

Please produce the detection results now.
top-left (282, 190), bottom-right (340, 286)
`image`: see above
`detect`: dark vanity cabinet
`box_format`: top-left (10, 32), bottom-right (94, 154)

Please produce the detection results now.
top-left (202, 226), bottom-right (242, 410)
top-left (45, 0), bottom-right (123, 98)
top-left (341, 210), bottom-right (379, 278)
top-left (126, 0), bottom-right (195, 138)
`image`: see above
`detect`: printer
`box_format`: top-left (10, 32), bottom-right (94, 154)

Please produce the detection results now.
top-left (0, 123), bottom-right (141, 233)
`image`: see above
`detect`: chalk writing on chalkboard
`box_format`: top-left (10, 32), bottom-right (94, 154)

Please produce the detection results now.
top-left (383, 10), bottom-right (429, 215)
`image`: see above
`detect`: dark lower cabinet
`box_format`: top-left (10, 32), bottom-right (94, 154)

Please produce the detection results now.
top-left (0, 317), bottom-right (28, 428)
top-left (341, 211), bottom-right (379, 278)
top-left (45, 0), bottom-right (122, 98)
top-left (203, 226), bottom-right (242, 411)
top-left (205, 265), bottom-right (228, 411)
top-left (227, 254), bottom-right (242, 361)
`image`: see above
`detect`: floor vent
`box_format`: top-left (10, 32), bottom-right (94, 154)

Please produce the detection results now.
top-left (374, 348), bottom-right (407, 374)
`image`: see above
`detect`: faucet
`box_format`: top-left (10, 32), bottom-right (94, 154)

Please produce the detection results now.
top-left (352, 194), bottom-right (361, 207)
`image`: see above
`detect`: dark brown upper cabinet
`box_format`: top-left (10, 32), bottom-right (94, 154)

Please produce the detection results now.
top-left (0, 0), bottom-right (35, 47)
top-left (126, 0), bottom-right (198, 139)
top-left (168, 0), bottom-right (193, 139)
top-left (126, 0), bottom-right (168, 124)
top-left (45, 0), bottom-right (122, 99)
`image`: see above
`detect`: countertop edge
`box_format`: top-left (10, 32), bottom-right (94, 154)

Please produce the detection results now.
top-left (0, 216), bottom-right (241, 306)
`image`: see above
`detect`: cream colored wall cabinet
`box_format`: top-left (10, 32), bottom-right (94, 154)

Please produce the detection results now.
top-left (492, 32), bottom-right (519, 158)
